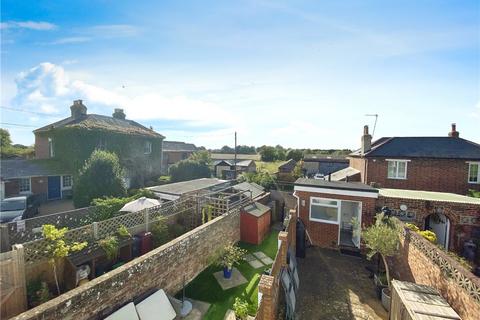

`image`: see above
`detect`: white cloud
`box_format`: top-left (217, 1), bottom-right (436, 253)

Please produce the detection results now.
top-left (47, 37), bottom-right (91, 45)
top-left (1, 21), bottom-right (57, 30)
top-left (85, 24), bottom-right (141, 38)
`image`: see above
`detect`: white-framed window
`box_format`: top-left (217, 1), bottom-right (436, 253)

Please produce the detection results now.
top-left (468, 162), bottom-right (480, 184)
top-left (144, 141), bottom-right (152, 154)
top-left (48, 137), bottom-right (54, 157)
top-left (309, 197), bottom-right (340, 224)
top-left (387, 159), bottom-right (409, 179)
top-left (19, 178), bottom-right (31, 193)
top-left (62, 175), bottom-right (73, 189)
top-left (97, 139), bottom-right (107, 150)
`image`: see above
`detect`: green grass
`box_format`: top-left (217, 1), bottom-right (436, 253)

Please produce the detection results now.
top-left (180, 230), bottom-right (280, 320)
top-left (255, 161), bottom-right (283, 174)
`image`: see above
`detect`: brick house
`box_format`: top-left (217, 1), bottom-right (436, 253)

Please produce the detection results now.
top-left (333, 124), bottom-right (480, 195)
top-left (302, 154), bottom-right (349, 177)
top-left (161, 141), bottom-right (197, 174)
top-left (34, 100), bottom-right (165, 190)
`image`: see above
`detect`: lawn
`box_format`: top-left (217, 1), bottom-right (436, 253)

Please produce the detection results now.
top-left (255, 161), bottom-right (283, 174)
top-left (181, 230), bottom-right (280, 320)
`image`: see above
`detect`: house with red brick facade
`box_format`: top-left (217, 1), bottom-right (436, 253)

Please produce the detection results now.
top-left (333, 124), bottom-right (480, 195)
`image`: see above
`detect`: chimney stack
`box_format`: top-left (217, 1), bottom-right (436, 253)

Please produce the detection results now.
top-left (112, 108), bottom-right (126, 120)
top-left (361, 125), bottom-right (372, 154)
top-left (448, 123), bottom-right (459, 138)
top-left (70, 100), bottom-right (87, 119)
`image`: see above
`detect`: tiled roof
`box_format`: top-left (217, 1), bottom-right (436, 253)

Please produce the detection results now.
top-left (34, 114), bottom-right (164, 138)
top-left (163, 141), bottom-right (197, 152)
top-left (1, 159), bottom-right (70, 179)
top-left (350, 137), bottom-right (480, 160)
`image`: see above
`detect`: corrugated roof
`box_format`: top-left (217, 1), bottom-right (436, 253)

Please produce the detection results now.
top-left (162, 141), bottom-right (197, 152)
top-left (1, 159), bottom-right (70, 179)
top-left (243, 202), bottom-right (271, 217)
top-left (148, 178), bottom-right (229, 196)
top-left (350, 137), bottom-right (480, 159)
top-left (34, 114), bottom-right (164, 138)
top-left (379, 188), bottom-right (480, 205)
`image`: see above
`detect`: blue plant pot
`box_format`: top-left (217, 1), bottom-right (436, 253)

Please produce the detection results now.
top-left (223, 267), bottom-right (233, 279)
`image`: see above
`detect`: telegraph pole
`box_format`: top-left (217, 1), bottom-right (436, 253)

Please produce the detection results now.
top-left (234, 131), bottom-right (237, 180)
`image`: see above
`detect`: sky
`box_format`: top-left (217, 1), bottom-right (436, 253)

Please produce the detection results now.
top-left (1, 0), bottom-right (479, 149)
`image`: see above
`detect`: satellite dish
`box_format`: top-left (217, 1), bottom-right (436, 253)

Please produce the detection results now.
top-left (400, 204), bottom-right (408, 211)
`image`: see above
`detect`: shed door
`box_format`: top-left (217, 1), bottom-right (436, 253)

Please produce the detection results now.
top-left (48, 176), bottom-right (61, 200)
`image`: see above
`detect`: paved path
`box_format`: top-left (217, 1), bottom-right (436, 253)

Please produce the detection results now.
top-left (295, 247), bottom-right (388, 320)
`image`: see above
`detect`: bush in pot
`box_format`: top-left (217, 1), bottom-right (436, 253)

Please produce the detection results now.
top-left (233, 297), bottom-right (249, 320)
top-left (217, 245), bottom-right (247, 279)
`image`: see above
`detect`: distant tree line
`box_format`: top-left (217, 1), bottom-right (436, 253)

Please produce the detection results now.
top-left (0, 128), bottom-right (35, 159)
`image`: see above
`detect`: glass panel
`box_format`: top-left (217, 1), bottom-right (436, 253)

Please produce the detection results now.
top-left (63, 176), bottom-right (72, 188)
top-left (469, 164), bottom-right (479, 182)
top-left (311, 198), bottom-right (338, 206)
top-left (311, 205), bottom-right (338, 222)
top-left (397, 161), bottom-right (406, 179)
top-left (387, 161), bottom-right (396, 178)
top-left (19, 178), bottom-right (30, 192)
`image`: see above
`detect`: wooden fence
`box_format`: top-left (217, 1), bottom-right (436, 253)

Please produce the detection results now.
top-left (0, 245), bottom-right (27, 319)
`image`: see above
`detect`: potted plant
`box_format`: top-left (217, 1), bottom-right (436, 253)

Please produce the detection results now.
top-left (217, 245), bottom-right (247, 279)
top-left (362, 213), bottom-right (401, 311)
top-left (116, 225), bottom-right (131, 239)
top-left (233, 297), bottom-right (249, 320)
top-left (98, 236), bottom-right (119, 262)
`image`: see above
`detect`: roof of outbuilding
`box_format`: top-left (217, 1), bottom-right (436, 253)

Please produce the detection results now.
top-left (350, 137), bottom-right (480, 160)
top-left (212, 159), bottom-right (255, 167)
top-left (162, 141), bottom-right (197, 152)
top-left (294, 178), bottom-right (378, 193)
top-left (1, 159), bottom-right (70, 180)
top-left (379, 188), bottom-right (480, 205)
top-left (329, 167), bottom-right (361, 181)
top-left (148, 178), bottom-right (229, 196)
top-left (232, 182), bottom-right (266, 199)
top-left (34, 114), bottom-right (164, 138)
top-left (278, 159), bottom-right (297, 171)
top-left (243, 202), bottom-right (271, 217)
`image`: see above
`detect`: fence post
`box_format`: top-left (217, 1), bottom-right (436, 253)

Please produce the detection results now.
top-left (93, 222), bottom-right (99, 239)
top-left (0, 224), bottom-right (11, 252)
top-left (144, 210), bottom-right (150, 232)
top-left (258, 275), bottom-right (275, 320)
top-left (12, 244), bottom-right (27, 314)
top-left (278, 231), bottom-right (288, 266)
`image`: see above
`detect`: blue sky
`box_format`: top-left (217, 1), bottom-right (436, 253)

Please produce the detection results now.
top-left (1, 0), bottom-right (479, 149)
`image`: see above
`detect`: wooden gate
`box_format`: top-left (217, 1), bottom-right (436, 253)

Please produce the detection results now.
top-left (0, 245), bottom-right (27, 319)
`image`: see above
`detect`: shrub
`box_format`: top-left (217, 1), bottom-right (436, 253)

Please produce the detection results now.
top-left (73, 150), bottom-right (126, 208)
top-left (241, 171), bottom-right (277, 191)
top-left (405, 223), bottom-right (420, 232)
top-left (98, 236), bottom-right (119, 261)
top-left (168, 223), bottom-right (186, 238)
top-left (169, 159), bottom-right (211, 182)
top-left (233, 297), bottom-right (249, 320)
top-left (91, 189), bottom-right (157, 221)
top-left (117, 225), bottom-right (131, 238)
top-left (27, 278), bottom-right (51, 307)
top-left (418, 230), bottom-right (437, 243)
top-left (151, 218), bottom-right (169, 247)
top-left (216, 245), bottom-right (247, 270)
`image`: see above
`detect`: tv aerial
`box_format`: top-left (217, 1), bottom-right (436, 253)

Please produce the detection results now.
top-left (365, 114), bottom-right (378, 138)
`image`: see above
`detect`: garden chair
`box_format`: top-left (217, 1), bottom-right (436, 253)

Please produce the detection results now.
top-left (135, 289), bottom-right (177, 320)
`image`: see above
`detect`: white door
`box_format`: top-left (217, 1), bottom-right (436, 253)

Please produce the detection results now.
top-left (429, 213), bottom-right (449, 249)
top-left (352, 203), bottom-right (362, 248)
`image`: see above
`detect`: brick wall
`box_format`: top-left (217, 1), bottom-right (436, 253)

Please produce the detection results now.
top-left (295, 191), bottom-right (376, 248)
top-left (377, 195), bottom-right (480, 253)
top-left (348, 157), bottom-right (366, 183)
top-left (31, 177), bottom-right (48, 196)
top-left (34, 134), bottom-right (49, 159)
top-left (351, 156), bottom-right (480, 195)
top-left (391, 229), bottom-right (480, 320)
top-left (5, 180), bottom-right (19, 197)
top-left (12, 210), bottom-right (241, 320)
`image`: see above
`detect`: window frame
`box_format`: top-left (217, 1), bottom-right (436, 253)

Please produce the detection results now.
top-left (309, 196), bottom-right (341, 225)
top-left (386, 159), bottom-right (410, 180)
top-left (467, 162), bottom-right (480, 184)
top-left (48, 137), bottom-right (54, 158)
top-left (62, 175), bottom-right (73, 190)
top-left (19, 178), bottom-right (31, 194)
top-left (144, 141), bottom-right (152, 154)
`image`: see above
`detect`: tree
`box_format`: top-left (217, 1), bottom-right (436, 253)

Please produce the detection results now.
top-left (169, 159), bottom-right (211, 182)
top-left (259, 146), bottom-right (277, 162)
top-left (189, 150), bottom-right (212, 165)
top-left (73, 150), bottom-right (127, 208)
top-left (220, 145), bottom-right (234, 153)
top-left (362, 213), bottom-right (401, 290)
top-left (0, 128), bottom-right (12, 149)
top-left (286, 149), bottom-right (303, 162)
top-left (276, 148), bottom-right (286, 161)
top-left (292, 160), bottom-right (304, 179)
top-left (42, 225), bottom-right (87, 295)
top-left (241, 171), bottom-right (277, 190)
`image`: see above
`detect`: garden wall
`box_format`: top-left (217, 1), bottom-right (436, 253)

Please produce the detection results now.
top-left (12, 209), bottom-right (241, 320)
top-left (391, 228), bottom-right (480, 320)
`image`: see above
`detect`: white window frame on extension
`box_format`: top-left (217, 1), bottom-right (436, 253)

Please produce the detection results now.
top-left (144, 140), bottom-right (152, 154)
top-left (48, 137), bottom-right (54, 158)
top-left (386, 159), bottom-right (410, 180)
top-left (61, 175), bottom-right (73, 190)
top-left (19, 178), bottom-right (31, 194)
top-left (467, 162), bottom-right (480, 184)
top-left (309, 197), bottom-right (340, 225)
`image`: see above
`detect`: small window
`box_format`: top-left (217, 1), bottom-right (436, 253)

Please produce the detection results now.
top-left (144, 141), bottom-right (152, 154)
top-left (468, 163), bottom-right (480, 184)
top-left (97, 139), bottom-right (107, 150)
top-left (309, 197), bottom-right (339, 224)
top-left (48, 138), bottom-right (54, 157)
top-left (19, 178), bottom-right (31, 193)
top-left (387, 160), bottom-right (408, 179)
top-left (62, 175), bottom-right (73, 189)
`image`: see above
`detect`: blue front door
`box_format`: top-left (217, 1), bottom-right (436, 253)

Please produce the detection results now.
top-left (48, 176), bottom-right (61, 200)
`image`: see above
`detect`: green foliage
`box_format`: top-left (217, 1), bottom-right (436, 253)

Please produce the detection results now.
top-left (292, 160), bottom-right (304, 179)
top-left (127, 188), bottom-right (156, 198)
top-left (73, 150), bottom-right (127, 208)
top-left (27, 279), bottom-right (51, 307)
top-left (241, 171), bottom-right (277, 191)
top-left (233, 297), bottom-right (249, 320)
top-left (217, 245), bottom-right (247, 269)
top-left (275, 148), bottom-right (286, 161)
top-left (202, 205), bottom-right (214, 224)
top-left (98, 236), bottom-right (119, 261)
top-left (418, 230), bottom-right (437, 243)
top-left (0, 129), bottom-right (35, 159)
top-left (258, 146), bottom-right (277, 162)
top-left (151, 218), bottom-right (170, 247)
top-left (467, 189), bottom-right (480, 198)
top-left (168, 223), bottom-right (187, 239)
top-left (0, 128), bottom-right (12, 148)
top-left (286, 149), bottom-right (303, 161)
top-left (117, 225), bottom-right (131, 238)
top-left (169, 159), bottom-right (211, 182)
top-left (189, 150), bottom-right (212, 165)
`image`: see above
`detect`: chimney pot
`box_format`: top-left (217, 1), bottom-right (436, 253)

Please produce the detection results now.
top-left (112, 108), bottom-right (126, 120)
top-left (448, 123), bottom-right (459, 138)
top-left (361, 125), bottom-right (372, 155)
top-left (70, 100), bottom-right (87, 119)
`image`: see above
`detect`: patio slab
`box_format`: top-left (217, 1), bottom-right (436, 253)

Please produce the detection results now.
top-left (170, 297), bottom-right (210, 320)
top-left (213, 268), bottom-right (248, 290)
top-left (260, 256), bottom-right (274, 265)
top-left (247, 259), bottom-right (264, 269)
top-left (253, 251), bottom-right (268, 259)
top-left (244, 254), bottom-right (257, 262)
top-left (295, 247), bottom-right (388, 320)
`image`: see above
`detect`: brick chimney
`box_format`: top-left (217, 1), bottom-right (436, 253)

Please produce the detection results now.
top-left (112, 108), bottom-right (126, 120)
top-left (70, 100), bottom-right (87, 119)
top-left (361, 125), bottom-right (372, 154)
top-left (448, 123), bottom-right (459, 138)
